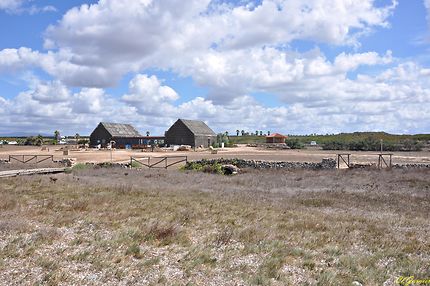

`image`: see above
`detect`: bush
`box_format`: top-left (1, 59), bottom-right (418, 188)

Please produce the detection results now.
top-left (285, 139), bottom-right (304, 149)
top-left (181, 161), bottom-right (224, 174)
top-left (24, 135), bottom-right (44, 146)
top-left (321, 137), bottom-right (424, 151)
top-left (71, 163), bottom-right (91, 172)
top-left (215, 133), bottom-right (229, 147)
top-left (321, 141), bottom-right (347, 150)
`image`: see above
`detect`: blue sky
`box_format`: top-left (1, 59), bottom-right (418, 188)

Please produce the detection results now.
top-left (0, 0), bottom-right (429, 136)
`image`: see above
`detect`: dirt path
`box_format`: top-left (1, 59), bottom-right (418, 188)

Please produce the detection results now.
top-left (0, 145), bottom-right (429, 166)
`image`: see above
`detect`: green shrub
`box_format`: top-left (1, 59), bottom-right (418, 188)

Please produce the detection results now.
top-left (181, 161), bottom-right (224, 175)
top-left (285, 139), bottom-right (304, 149)
top-left (130, 160), bottom-right (142, 168)
top-left (71, 163), bottom-right (90, 171)
top-left (321, 137), bottom-right (424, 151)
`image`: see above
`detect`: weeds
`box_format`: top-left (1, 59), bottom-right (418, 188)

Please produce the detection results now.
top-left (0, 168), bottom-right (429, 285)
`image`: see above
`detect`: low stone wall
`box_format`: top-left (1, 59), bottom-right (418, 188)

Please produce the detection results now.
top-left (189, 158), bottom-right (337, 170)
top-left (393, 163), bottom-right (430, 169)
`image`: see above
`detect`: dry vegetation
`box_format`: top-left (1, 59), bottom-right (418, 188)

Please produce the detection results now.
top-left (1, 167), bottom-right (430, 285)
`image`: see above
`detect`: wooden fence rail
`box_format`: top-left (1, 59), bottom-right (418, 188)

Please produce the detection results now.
top-left (8, 155), bottom-right (54, 164)
top-left (130, 156), bottom-right (188, 169)
top-left (337, 153), bottom-right (393, 169)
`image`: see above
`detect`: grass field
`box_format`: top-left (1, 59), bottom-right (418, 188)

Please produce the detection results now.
top-left (1, 167), bottom-right (429, 285)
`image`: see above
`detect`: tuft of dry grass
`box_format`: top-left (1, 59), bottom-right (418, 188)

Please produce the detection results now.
top-left (0, 167), bottom-right (429, 285)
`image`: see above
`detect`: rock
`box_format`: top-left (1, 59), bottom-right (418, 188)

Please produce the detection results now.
top-left (222, 164), bottom-right (240, 175)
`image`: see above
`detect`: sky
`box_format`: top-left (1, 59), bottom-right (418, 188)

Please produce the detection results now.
top-left (0, 0), bottom-right (429, 136)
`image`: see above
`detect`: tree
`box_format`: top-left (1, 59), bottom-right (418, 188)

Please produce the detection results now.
top-left (267, 131), bottom-right (270, 136)
top-left (236, 130), bottom-right (240, 136)
top-left (36, 134), bottom-right (44, 146)
top-left (241, 130), bottom-right (245, 136)
top-left (260, 131), bottom-right (263, 136)
top-left (146, 131), bottom-right (150, 137)
top-left (25, 135), bottom-right (44, 146)
top-left (54, 130), bottom-right (60, 142)
top-left (225, 131), bottom-right (229, 136)
top-left (216, 133), bottom-right (229, 147)
top-left (256, 130), bottom-right (259, 136)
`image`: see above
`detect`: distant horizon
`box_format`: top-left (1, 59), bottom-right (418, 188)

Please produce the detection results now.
top-left (1, 130), bottom-right (429, 139)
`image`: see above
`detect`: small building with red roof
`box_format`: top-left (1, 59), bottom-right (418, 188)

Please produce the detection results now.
top-left (266, 133), bottom-right (287, 144)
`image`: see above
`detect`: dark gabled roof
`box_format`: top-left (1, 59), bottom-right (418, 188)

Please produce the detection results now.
top-left (179, 119), bottom-right (216, 136)
top-left (100, 122), bottom-right (142, 137)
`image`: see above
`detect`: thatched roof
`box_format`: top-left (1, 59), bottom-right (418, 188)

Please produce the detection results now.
top-left (179, 119), bottom-right (216, 136)
top-left (100, 122), bottom-right (142, 137)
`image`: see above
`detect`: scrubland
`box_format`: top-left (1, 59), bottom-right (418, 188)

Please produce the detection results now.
top-left (0, 167), bottom-right (429, 285)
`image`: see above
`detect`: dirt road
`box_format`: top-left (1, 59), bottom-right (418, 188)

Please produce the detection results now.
top-left (1, 145), bottom-right (429, 166)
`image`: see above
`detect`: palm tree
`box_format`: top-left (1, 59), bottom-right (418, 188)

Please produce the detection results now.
top-left (146, 131), bottom-right (150, 137)
top-left (225, 131), bottom-right (229, 136)
top-left (260, 131), bottom-right (263, 136)
top-left (267, 131), bottom-right (270, 136)
top-left (241, 130), bottom-right (245, 136)
top-left (256, 130), bottom-right (259, 136)
top-left (54, 130), bottom-right (60, 142)
top-left (236, 130), bottom-right (240, 136)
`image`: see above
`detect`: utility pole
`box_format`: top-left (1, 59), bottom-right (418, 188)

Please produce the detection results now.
top-left (380, 139), bottom-right (383, 152)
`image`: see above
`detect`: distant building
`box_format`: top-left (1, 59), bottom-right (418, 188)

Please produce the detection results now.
top-left (165, 119), bottom-right (216, 147)
top-left (90, 122), bottom-right (144, 148)
top-left (266, 133), bottom-right (287, 144)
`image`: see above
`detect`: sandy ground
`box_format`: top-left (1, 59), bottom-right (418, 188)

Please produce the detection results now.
top-left (1, 145), bottom-right (429, 167)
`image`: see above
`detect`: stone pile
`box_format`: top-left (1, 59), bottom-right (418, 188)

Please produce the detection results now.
top-left (54, 158), bottom-right (77, 167)
top-left (393, 163), bottom-right (430, 169)
top-left (190, 158), bottom-right (337, 170)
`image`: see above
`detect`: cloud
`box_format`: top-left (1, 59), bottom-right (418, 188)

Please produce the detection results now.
top-left (29, 80), bottom-right (70, 103)
top-left (122, 74), bottom-right (179, 115)
top-left (0, 0), bottom-right (56, 14)
top-left (72, 88), bottom-right (106, 114)
top-left (425, 0), bottom-right (430, 26)
top-left (2, 0), bottom-right (430, 135)
top-left (37, 0), bottom-right (396, 87)
top-left (334, 51), bottom-right (392, 72)
top-left (0, 63), bottom-right (429, 136)
top-left (0, 1), bottom-right (398, 92)
top-left (0, 0), bottom-right (23, 12)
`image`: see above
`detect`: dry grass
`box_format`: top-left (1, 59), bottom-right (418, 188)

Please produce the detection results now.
top-left (0, 167), bottom-right (429, 285)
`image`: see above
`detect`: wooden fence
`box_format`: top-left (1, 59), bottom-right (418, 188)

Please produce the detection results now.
top-left (8, 155), bottom-right (54, 164)
top-left (130, 156), bottom-right (188, 169)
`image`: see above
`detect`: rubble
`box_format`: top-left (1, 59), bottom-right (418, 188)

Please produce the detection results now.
top-left (189, 158), bottom-right (337, 170)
